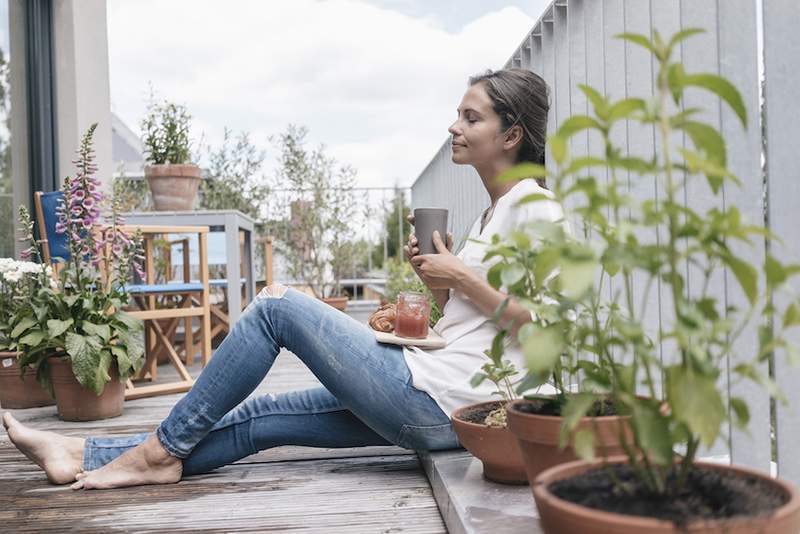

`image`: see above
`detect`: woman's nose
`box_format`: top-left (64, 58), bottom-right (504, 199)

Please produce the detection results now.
top-left (448, 122), bottom-right (460, 136)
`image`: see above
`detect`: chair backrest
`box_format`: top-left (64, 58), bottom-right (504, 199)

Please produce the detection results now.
top-left (34, 191), bottom-right (70, 264)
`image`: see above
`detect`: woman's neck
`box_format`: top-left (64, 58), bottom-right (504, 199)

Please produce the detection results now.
top-left (475, 160), bottom-right (522, 206)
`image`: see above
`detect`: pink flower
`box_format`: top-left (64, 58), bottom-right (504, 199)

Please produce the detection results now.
top-left (83, 197), bottom-right (95, 210)
top-left (73, 189), bottom-right (86, 200)
top-left (55, 222), bottom-right (67, 234)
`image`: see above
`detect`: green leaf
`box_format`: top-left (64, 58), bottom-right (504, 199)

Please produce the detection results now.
top-left (682, 73), bottom-right (747, 128)
top-left (557, 115), bottom-right (602, 138)
top-left (558, 259), bottom-right (597, 299)
top-left (667, 28), bottom-right (704, 54)
top-left (486, 263), bottom-right (503, 290)
top-left (559, 393), bottom-right (596, 448)
top-left (631, 402), bottom-right (673, 465)
top-left (470, 372), bottom-right (488, 388)
top-left (11, 317), bottom-right (37, 339)
top-left (729, 397), bottom-right (750, 429)
top-left (516, 193), bottom-right (554, 206)
top-left (549, 135), bottom-right (568, 165)
top-left (578, 85), bottom-right (608, 119)
top-left (607, 98), bottom-right (646, 122)
top-left (765, 255), bottom-right (788, 287)
top-left (721, 253), bottom-right (758, 305)
top-left (110, 345), bottom-right (132, 375)
top-left (65, 332), bottom-right (104, 393)
top-left (19, 330), bottom-right (45, 347)
top-left (616, 32), bottom-right (658, 57)
top-left (83, 321), bottom-right (111, 342)
top-left (496, 163), bottom-right (548, 183)
top-left (784, 303), bottom-right (800, 329)
top-left (680, 120), bottom-right (726, 166)
top-left (522, 323), bottom-right (565, 375)
top-left (666, 366), bottom-right (726, 447)
top-left (47, 318), bottom-right (74, 339)
top-left (501, 263), bottom-right (526, 288)
top-left (572, 429), bottom-right (595, 461)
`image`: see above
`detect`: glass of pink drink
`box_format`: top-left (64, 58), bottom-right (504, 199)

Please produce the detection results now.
top-left (394, 292), bottom-right (431, 339)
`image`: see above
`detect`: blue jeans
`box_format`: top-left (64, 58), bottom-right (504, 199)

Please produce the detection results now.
top-left (83, 287), bottom-right (460, 476)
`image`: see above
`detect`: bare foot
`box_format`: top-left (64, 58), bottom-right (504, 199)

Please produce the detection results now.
top-left (2, 412), bottom-right (85, 484)
top-left (71, 433), bottom-right (182, 490)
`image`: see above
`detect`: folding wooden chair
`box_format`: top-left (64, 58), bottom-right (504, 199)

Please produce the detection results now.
top-left (34, 191), bottom-right (212, 400)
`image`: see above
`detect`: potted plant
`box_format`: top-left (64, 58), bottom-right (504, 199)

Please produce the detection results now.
top-left (141, 95), bottom-right (201, 210)
top-left (524, 29), bottom-right (800, 533)
top-left (0, 259), bottom-right (55, 408)
top-left (275, 126), bottom-right (358, 310)
top-left (9, 125), bottom-right (147, 421)
top-left (450, 333), bottom-right (528, 484)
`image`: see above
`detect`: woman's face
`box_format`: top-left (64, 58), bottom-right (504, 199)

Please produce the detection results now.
top-left (448, 82), bottom-right (506, 167)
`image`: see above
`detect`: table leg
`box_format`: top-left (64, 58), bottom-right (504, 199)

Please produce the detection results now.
top-left (225, 214), bottom-right (242, 326)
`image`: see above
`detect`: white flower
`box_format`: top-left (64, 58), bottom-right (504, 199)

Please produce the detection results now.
top-left (0, 258), bottom-right (16, 274)
top-left (3, 270), bottom-right (22, 283)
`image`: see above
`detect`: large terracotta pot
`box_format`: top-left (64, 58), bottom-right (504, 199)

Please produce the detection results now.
top-left (451, 400), bottom-right (527, 485)
top-left (533, 457), bottom-right (800, 534)
top-left (0, 352), bottom-right (55, 409)
top-left (321, 296), bottom-right (349, 311)
top-left (506, 398), bottom-right (632, 483)
top-left (48, 357), bottom-right (124, 421)
top-left (145, 163), bottom-right (201, 211)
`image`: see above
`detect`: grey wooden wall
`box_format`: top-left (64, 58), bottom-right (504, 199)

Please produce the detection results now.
top-left (411, 0), bottom-right (800, 481)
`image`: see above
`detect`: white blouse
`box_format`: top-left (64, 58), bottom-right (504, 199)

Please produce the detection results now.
top-left (402, 178), bottom-right (565, 417)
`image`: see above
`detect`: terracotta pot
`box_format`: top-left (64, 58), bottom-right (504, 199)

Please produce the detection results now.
top-left (145, 163), bottom-right (201, 211)
top-left (507, 398), bottom-right (632, 484)
top-left (451, 400), bottom-right (527, 485)
top-left (48, 357), bottom-right (124, 421)
top-left (533, 457), bottom-right (800, 534)
top-left (0, 352), bottom-right (55, 409)
top-left (322, 296), bottom-right (349, 311)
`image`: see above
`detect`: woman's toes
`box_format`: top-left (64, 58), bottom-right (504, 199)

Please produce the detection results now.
top-left (71, 479), bottom-right (85, 490)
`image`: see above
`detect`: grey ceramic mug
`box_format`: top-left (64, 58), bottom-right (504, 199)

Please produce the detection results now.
top-left (413, 208), bottom-right (449, 255)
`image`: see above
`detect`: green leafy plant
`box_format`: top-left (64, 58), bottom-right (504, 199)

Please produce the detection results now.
top-left (489, 29), bottom-right (800, 495)
top-left (141, 92), bottom-right (192, 165)
top-left (5, 125), bottom-right (146, 395)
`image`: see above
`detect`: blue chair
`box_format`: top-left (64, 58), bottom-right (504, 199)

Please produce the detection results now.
top-left (34, 191), bottom-right (212, 400)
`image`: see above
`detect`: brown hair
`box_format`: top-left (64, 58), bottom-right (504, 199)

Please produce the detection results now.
top-left (469, 68), bottom-right (549, 188)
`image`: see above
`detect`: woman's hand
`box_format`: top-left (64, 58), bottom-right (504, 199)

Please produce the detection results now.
top-left (405, 229), bottom-right (469, 290)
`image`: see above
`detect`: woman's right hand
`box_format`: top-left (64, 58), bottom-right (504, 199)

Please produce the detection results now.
top-left (404, 213), bottom-right (420, 260)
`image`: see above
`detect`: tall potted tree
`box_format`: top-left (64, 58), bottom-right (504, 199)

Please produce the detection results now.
top-left (521, 29), bottom-right (800, 533)
top-left (275, 125), bottom-right (357, 310)
top-left (9, 125), bottom-right (147, 421)
top-left (141, 96), bottom-right (201, 210)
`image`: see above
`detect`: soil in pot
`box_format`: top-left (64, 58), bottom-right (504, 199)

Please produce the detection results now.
top-left (49, 357), bottom-right (124, 421)
top-left (534, 459), bottom-right (800, 534)
top-left (452, 400), bottom-right (528, 485)
top-left (549, 463), bottom-right (787, 529)
top-left (0, 354), bottom-right (55, 409)
top-left (506, 397), bottom-right (632, 486)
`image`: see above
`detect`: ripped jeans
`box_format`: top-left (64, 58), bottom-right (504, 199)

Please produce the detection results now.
top-left (82, 286), bottom-right (460, 476)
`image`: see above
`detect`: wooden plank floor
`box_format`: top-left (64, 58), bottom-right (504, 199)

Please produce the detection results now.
top-left (0, 346), bottom-right (447, 533)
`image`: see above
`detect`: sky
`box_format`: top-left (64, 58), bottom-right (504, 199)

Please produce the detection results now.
top-left (106, 0), bottom-right (551, 189)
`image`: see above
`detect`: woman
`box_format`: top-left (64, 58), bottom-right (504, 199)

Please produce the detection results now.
top-left (3, 68), bottom-right (563, 490)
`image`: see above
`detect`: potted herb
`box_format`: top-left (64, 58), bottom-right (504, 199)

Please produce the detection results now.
top-left (527, 30), bottom-right (800, 533)
top-left (450, 332), bottom-right (528, 484)
top-left (141, 95), bottom-right (200, 210)
top-left (0, 258), bottom-right (55, 408)
top-left (9, 125), bottom-right (147, 421)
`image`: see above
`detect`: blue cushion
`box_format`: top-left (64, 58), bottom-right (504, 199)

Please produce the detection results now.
top-left (208, 278), bottom-right (247, 288)
top-left (124, 282), bottom-right (205, 294)
top-left (39, 191), bottom-right (70, 263)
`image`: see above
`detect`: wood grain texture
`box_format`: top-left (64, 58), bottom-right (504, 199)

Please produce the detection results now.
top-left (1, 350), bottom-right (445, 533)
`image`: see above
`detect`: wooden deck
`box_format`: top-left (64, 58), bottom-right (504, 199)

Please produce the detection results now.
top-left (0, 348), bottom-right (447, 533)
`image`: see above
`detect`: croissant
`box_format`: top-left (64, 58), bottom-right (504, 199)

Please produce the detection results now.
top-left (369, 303), bottom-right (397, 333)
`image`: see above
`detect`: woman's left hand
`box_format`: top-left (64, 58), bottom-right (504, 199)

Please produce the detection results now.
top-left (409, 231), bottom-right (471, 290)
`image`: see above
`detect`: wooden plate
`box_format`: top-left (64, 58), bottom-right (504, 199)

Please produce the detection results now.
top-left (372, 328), bottom-right (447, 349)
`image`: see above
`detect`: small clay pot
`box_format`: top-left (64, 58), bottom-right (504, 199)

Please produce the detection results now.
top-left (451, 400), bottom-right (527, 485)
top-left (0, 352), bottom-right (55, 409)
top-left (145, 163), bottom-right (201, 211)
top-left (321, 296), bottom-right (349, 311)
top-left (532, 456), bottom-right (800, 534)
top-left (48, 356), bottom-right (124, 421)
top-left (506, 398), bottom-right (632, 484)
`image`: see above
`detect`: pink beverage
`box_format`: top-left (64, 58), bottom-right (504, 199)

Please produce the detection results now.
top-left (394, 292), bottom-right (431, 339)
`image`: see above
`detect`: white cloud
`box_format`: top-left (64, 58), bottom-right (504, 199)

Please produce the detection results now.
top-left (107, 0), bottom-right (535, 188)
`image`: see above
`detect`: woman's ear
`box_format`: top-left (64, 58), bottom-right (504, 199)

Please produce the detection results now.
top-left (503, 124), bottom-right (524, 152)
